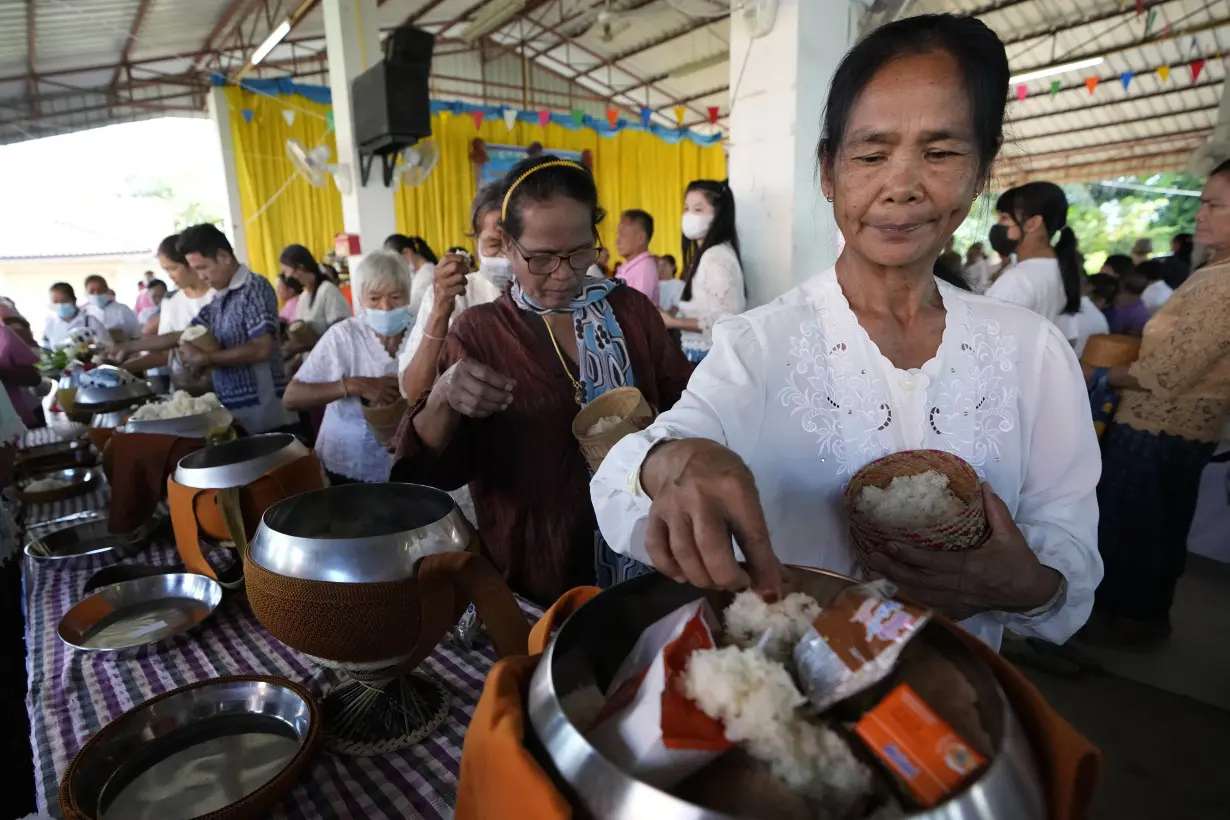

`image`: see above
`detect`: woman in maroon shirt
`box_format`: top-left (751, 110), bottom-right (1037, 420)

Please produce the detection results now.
top-left (393, 156), bottom-right (693, 604)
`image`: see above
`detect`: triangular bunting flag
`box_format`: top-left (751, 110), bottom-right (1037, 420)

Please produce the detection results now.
top-left (537, 110), bottom-right (551, 128)
top-left (502, 109), bottom-right (518, 131)
top-left (469, 110), bottom-right (485, 129)
top-left (1050, 80), bottom-right (1061, 97)
top-left (674, 106), bottom-right (686, 127)
top-left (570, 109), bottom-right (585, 127)
top-left (707, 105), bottom-right (720, 124)
top-left (1146, 9), bottom-right (1156, 35)
top-left (1192, 58), bottom-right (1206, 82)
top-left (325, 111), bottom-right (334, 130)
top-left (282, 109), bottom-right (295, 126)
top-left (1016, 84), bottom-right (1027, 102)
top-left (241, 109), bottom-right (254, 124)
top-left (640, 107), bottom-right (652, 128)
top-left (606, 108), bottom-right (619, 128)
top-left (1158, 64), bottom-right (1171, 82)
top-left (1191, 36), bottom-right (1199, 56)
top-left (1136, 0), bottom-right (1143, 13)
top-left (1121, 71), bottom-right (1133, 90)
top-left (1085, 76), bottom-right (1099, 94)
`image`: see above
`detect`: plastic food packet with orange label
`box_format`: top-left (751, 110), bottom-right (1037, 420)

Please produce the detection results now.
top-left (855, 683), bottom-right (986, 807)
top-left (586, 599), bottom-right (733, 789)
top-left (792, 581), bottom-right (931, 712)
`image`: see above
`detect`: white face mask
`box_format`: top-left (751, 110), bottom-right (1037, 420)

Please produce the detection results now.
top-left (682, 212), bottom-right (713, 242)
top-left (478, 255), bottom-right (514, 290)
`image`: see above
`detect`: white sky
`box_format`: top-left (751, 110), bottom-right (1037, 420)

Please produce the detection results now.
top-left (0, 117), bottom-right (229, 247)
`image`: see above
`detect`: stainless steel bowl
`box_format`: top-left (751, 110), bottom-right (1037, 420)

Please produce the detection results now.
top-left (58, 572), bottom-right (223, 652)
top-left (16, 467), bottom-right (98, 503)
top-left (527, 569), bottom-right (1046, 820)
top-left (72, 367), bottom-right (156, 412)
top-left (121, 406), bottom-right (234, 438)
top-left (59, 675), bottom-right (319, 820)
top-left (249, 482), bottom-right (473, 583)
top-left (173, 432), bottom-right (309, 490)
top-left (90, 408), bottom-right (132, 429)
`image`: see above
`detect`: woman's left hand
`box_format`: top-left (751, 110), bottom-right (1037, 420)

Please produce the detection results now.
top-left (864, 484), bottom-right (1061, 622)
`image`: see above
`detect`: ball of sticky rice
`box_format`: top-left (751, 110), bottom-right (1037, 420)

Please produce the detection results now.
top-left (723, 590), bottom-right (821, 661)
top-left (855, 469), bottom-right (963, 529)
top-left (585, 415), bottom-right (624, 436)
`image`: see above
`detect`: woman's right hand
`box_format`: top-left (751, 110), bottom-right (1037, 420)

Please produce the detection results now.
top-left (640, 439), bottom-right (788, 598)
top-left (345, 376), bottom-right (401, 406)
top-left (432, 254), bottom-right (470, 319)
top-left (431, 358), bottom-right (515, 418)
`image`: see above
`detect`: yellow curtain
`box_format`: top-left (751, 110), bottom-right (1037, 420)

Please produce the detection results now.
top-left (224, 87), bottom-right (342, 281)
top-left (225, 88), bottom-right (726, 277)
top-left (393, 113), bottom-right (727, 260)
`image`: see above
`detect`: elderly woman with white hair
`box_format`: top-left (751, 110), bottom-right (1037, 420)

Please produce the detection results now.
top-left (283, 251), bottom-right (409, 483)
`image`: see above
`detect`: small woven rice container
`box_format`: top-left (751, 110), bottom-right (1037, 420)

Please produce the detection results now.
top-left (844, 449), bottom-right (990, 568)
top-left (287, 320), bottom-right (318, 350)
top-left (181, 325), bottom-right (222, 353)
top-left (1080, 333), bottom-right (1140, 368)
top-left (571, 386), bottom-right (655, 471)
top-left (362, 397), bottom-right (408, 448)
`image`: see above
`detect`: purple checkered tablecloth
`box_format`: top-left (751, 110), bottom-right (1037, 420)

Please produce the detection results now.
top-left (21, 427), bottom-right (541, 819)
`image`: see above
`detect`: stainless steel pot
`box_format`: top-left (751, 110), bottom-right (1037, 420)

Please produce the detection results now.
top-left (67, 366), bottom-right (156, 412)
top-left (173, 433), bottom-right (309, 490)
top-left (248, 482), bottom-right (473, 583)
top-left (527, 569), bottom-right (1046, 820)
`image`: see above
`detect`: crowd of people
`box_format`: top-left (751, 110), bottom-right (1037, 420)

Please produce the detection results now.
top-left (9, 12), bottom-right (1230, 660)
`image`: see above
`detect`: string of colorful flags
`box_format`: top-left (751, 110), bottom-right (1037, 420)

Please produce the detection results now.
top-left (214, 74), bottom-right (723, 148)
top-left (1015, 54), bottom-right (1213, 102)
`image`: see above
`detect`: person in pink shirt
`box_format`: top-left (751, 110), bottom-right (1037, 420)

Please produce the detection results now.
top-left (615, 209), bottom-right (658, 305)
top-left (0, 323), bottom-right (41, 427)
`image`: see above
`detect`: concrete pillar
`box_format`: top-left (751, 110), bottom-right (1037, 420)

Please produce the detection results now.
top-left (207, 86), bottom-right (248, 264)
top-left (322, 0), bottom-right (397, 261)
top-left (727, 0), bottom-right (859, 307)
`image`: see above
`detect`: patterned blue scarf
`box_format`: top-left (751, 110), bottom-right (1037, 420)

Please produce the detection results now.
top-left (510, 277), bottom-right (634, 406)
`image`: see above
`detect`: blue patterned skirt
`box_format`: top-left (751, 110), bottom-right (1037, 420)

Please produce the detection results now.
top-left (1096, 423), bottom-right (1216, 622)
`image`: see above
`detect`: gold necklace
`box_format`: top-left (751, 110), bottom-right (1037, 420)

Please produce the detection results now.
top-left (541, 315), bottom-right (584, 405)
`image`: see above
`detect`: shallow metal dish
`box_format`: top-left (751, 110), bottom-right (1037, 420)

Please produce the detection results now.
top-left (59, 675), bottom-right (321, 820)
top-left (528, 568), bottom-right (1046, 820)
top-left (58, 572), bottom-right (223, 652)
top-left (16, 467), bottom-right (98, 504)
top-left (90, 409), bottom-right (132, 429)
top-left (249, 482), bottom-right (472, 583)
top-left (121, 406), bottom-right (234, 438)
top-left (173, 433), bottom-right (310, 490)
top-left (25, 515), bottom-right (160, 563)
top-left (14, 438), bottom-right (97, 476)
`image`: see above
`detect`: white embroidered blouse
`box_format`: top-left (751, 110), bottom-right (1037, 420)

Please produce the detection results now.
top-left (592, 268), bottom-right (1103, 650)
top-left (677, 242), bottom-right (746, 354)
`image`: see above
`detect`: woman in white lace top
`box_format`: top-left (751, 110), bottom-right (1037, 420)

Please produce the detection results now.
top-left (660, 180), bottom-right (746, 362)
top-left (592, 13), bottom-right (1102, 651)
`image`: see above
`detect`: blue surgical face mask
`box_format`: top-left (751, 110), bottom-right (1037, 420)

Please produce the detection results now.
top-left (56, 303), bottom-right (76, 319)
top-left (363, 306), bottom-right (411, 336)
top-left (89, 293), bottom-right (111, 308)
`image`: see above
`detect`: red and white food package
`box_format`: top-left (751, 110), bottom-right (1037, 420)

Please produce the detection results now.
top-left (586, 599), bottom-right (733, 789)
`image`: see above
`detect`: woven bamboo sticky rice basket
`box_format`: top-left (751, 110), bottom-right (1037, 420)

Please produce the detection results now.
top-left (362, 397), bottom-right (408, 448)
top-left (571, 386), bottom-right (655, 471)
top-left (1080, 333), bottom-right (1141, 368)
top-left (844, 449), bottom-right (990, 566)
top-left (180, 326), bottom-right (221, 353)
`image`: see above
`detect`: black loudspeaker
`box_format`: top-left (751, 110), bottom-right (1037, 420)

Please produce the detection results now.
top-left (352, 24), bottom-right (434, 165)
top-left (385, 24), bottom-right (434, 66)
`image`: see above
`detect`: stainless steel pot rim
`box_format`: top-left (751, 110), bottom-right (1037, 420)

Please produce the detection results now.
top-left (24, 515), bottom-right (159, 562)
top-left (173, 432), bottom-right (309, 489)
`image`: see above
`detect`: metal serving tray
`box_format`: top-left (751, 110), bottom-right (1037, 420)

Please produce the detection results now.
top-left (57, 572), bottom-right (223, 653)
top-left (25, 515), bottom-right (160, 564)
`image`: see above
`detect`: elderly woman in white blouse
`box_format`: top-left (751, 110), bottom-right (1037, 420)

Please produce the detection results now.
top-left (282, 252), bottom-right (406, 484)
top-left (659, 179), bottom-right (746, 363)
top-left (593, 13), bottom-right (1103, 651)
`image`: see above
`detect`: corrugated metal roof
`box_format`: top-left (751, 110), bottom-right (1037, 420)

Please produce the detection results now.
top-left (2, 0), bottom-right (1226, 183)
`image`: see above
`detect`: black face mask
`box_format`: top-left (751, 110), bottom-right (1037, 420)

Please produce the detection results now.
top-left (988, 224), bottom-right (1018, 257)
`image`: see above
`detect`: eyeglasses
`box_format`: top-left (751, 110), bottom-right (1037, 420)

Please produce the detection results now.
top-left (508, 236), bottom-right (600, 276)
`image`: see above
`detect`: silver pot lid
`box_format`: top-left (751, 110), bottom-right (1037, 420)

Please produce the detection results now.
top-left (173, 433), bottom-right (309, 490)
